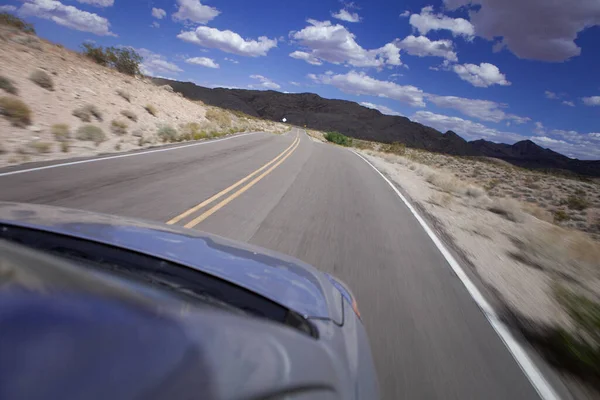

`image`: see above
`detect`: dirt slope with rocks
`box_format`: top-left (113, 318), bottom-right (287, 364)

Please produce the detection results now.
top-left (0, 26), bottom-right (287, 168)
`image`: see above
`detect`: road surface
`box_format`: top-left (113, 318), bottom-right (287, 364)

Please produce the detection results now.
top-left (0, 128), bottom-right (551, 399)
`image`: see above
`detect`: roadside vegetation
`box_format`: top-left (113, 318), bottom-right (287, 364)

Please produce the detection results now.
top-left (81, 44), bottom-right (142, 76)
top-left (324, 131), bottom-right (353, 146)
top-left (0, 12), bottom-right (35, 34)
top-left (0, 97), bottom-right (31, 127)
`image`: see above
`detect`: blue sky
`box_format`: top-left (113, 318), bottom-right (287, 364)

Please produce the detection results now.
top-left (2, 0), bottom-right (600, 159)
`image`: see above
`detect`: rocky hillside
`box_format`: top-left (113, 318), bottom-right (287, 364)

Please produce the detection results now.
top-left (153, 78), bottom-right (600, 177)
top-left (0, 24), bottom-right (286, 169)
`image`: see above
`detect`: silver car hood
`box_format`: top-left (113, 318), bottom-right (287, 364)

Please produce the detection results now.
top-left (0, 202), bottom-right (336, 320)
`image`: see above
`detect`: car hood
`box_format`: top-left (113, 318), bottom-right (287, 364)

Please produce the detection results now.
top-left (0, 202), bottom-right (337, 320)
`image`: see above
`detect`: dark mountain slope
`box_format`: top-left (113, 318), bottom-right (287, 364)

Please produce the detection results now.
top-left (152, 78), bottom-right (600, 177)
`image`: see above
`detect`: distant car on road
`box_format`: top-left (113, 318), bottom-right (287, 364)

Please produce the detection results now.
top-left (0, 202), bottom-right (379, 400)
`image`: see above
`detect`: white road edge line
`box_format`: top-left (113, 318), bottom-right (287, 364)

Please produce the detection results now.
top-left (0, 131), bottom-right (261, 178)
top-left (351, 150), bottom-right (560, 400)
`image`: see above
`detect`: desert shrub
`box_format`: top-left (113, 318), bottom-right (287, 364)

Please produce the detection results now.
top-left (117, 89), bottom-right (131, 102)
top-left (157, 125), bottom-right (177, 142)
top-left (205, 108), bottom-right (232, 127)
top-left (554, 210), bottom-right (570, 223)
top-left (28, 141), bottom-right (52, 154)
top-left (72, 104), bottom-right (102, 122)
top-left (181, 122), bottom-right (208, 140)
top-left (51, 123), bottom-right (70, 141)
top-left (0, 12), bottom-right (35, 34)
top-left (465, 185), bottom-right (486, 198)
top-left (324, 131), bottom-right (352, 146)
top-left (521, 202), bottom-right (553, 223)
top-left (566, 195), bottom-right (589, 211)
top-left (0, 96), bottom-right (31, 127)
top-left (429, 193), bottom-right (453, 207)
top-left (549, 287), bottom-right (600, 380)
top-left (144, 104), bottom-right (157, 116)
top-left (382, 142), bottom-right (406, 155)
top-left (488, 198), bottom-right (525, 222)
top-left (29, 70), bottom-right (54, 91)
top-left (120, 110), bottom-right (137, 122)
top-left (81, 44), bottom-right (142, 76)
top-left (60, 141), bottom-right (70, 153)
top-left (0, 76), bottom-right (17, 95)
top-left (76, 125), bottom-right (106, 145)
top-left (111, 119), bottom-right (128, 135)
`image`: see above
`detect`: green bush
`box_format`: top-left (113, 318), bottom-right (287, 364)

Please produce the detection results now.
top-left (180, 122), bottom-right (208, 141)
top-left (551, 287), bottom-right (600, 380)
top-left (76, 125), bottom-right (106, 145)
top-left (0, 96), bottom-right (32, 127)
top-left (81, 44), bottom-right (142, 76)
top-left (324, 131), bottom-right (352, 146)
top-left (72, 104), bottom-right (103, 122)
top-left (110, 119), bottom-right (128, 135)
top-left (0, 12), bottom-right (35, 34)
top-left (51, 123), bottom-right (70, 141)
top-left (0, 76), bottom-right (18, 95)
top-left (29, 70), bottom-right (54, 91)
top-left (554, 210), bottom-right (570, 223)
top-left (157, 125), bottom-right (177, 142)
top-left (382, 142), bottom-right (406, 155)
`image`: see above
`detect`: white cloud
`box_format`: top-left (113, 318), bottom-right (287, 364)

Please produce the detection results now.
top-left (152, 7), bottom-right (166, 19)
top-left (396, 35), bottom-right (457, 61)
top-left (360, 102), bottom-right (403, 116)
top-left (289, 19), bottom-right (401, 67)
top-left (135, 48), bottom-right (183, 76)
top-left (332, 8), bottom-right (361, 23)
top-left (409, 6), bottom-right (474, 39)
top-left (74, 0), bottom-right (113, 7)
top-left (0, 5), bottom-right (17, 12)
top-left (582, 96), bottom-right (600, 106)
top-left (249, 75), bottom-right (281, 90)
top-left (533, 121), bottom-right (546, 135)
top-left (443, 0), bottom-right (600, 62)
top-left (545, 90), bottom-right (558, 99)
top-left (289, 51), bottom-right (323, 65)
top-left (309, 70), bottom-right (425, 107)
top-left (411, 111), bottom-right (526, 142)
top-left (452, 62), bottom-right (510, 87)
top-left (290, 81), bottom-right (301, 86)
top-left (224, 57), bottom-right (239, 64)
top-left (562, 100), bottom-right (575, 107)
top-left (151, 21), bottom-right (160, 28)
top-left (531, 136), bottom-right (567, 145)
top-left (186, 57), bottom-right (219, 68)
top-left (18, 0), bottom-right (115, 36)
top-left (178, 27), bottom-right (277, 57)
top-left (399, 10), bottom-right (410, 17)
top-left (427, 94), bottom-right (528, 123)
top-left (172, 0), bottom-right (220, 24)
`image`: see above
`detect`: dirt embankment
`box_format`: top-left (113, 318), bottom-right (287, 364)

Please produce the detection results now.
top-left (0, 25), bottom-right (287, 168)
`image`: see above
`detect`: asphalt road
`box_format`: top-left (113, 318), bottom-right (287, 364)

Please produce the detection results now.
top-left (0, 128), bottom-right (548, 399)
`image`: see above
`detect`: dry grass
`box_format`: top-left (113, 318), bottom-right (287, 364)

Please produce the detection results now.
top-left (205, 107), bottom-right (231, 127)
top-left (29, 70), bottom-right (54, 91)
top-left (76, 125), bottom-right (106, 145)
top-left (51, 123), bottom-right (70, 141)
top-left (144, 104), bottom-right (157, 117)
top-left (60, 141), bottom-right (70, 153)
top-left (0, 75), bottom-right (17, 95)
top-left (429, 193), bottom-right (453, 207)
top-left (116, 89), bottom-right (131, 102)
top-left (72, 104), bottom-right (102, 122)
top-left (488, 198), bottom-right (525, 223)
top-left (0, 96), bottom-right (31, 127)
top-left (28, 141), bottom-right (52, 154)
top-left (157, 125), bottom-right (177, 142)
top-left (513, 226), bottom-right (600, 281)
top-left (120, 110), bottom-right (137, 122)
top-left (110, 119), bottom-right (128, 135)
top-left (180, 122), bottom-right (208, 140)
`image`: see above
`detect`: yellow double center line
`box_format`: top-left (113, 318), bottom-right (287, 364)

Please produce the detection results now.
top-left (167, 135), bottom-right (300, 228)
